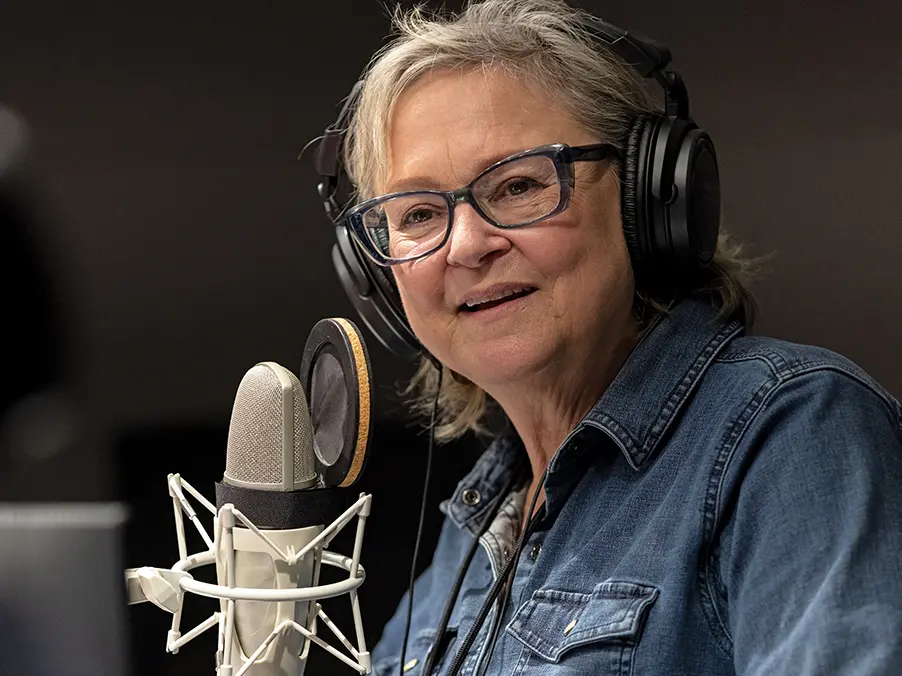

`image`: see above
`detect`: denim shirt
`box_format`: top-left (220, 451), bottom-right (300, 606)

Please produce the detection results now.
top-left (371, 299), bottom-right (902, 676)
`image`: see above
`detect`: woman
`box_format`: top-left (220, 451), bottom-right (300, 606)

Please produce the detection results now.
top-left (318, 1), bottom-right (902, 673)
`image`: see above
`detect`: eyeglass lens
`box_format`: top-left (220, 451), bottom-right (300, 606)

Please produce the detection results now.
top-left (361, 153), bottom-right (563, 261)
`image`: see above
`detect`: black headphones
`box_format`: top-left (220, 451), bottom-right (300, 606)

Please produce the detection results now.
top-left (314, 16), bottom-right (720, 360)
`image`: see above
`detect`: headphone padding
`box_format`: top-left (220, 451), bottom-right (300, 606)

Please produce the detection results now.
top-left (361, 260), bottom-right (446, 368)
top-left (621, 116), bottom-right (654, 271)
top-left (364, 256), bottom-right (405, 321)
top-left (331, 227), bottom-right (421, 358)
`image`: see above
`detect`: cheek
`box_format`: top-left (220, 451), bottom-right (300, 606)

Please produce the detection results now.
top-left (549, 200), bottom-right (633, 309)
top-left (393, 260), bottom-right (447, 332)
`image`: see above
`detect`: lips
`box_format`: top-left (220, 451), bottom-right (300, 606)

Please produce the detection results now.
top-left (459, 285), bottom-right (537, 312)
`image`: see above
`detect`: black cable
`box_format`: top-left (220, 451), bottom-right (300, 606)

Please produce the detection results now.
top-left (446, 467), bottom-right (549, 676)
top-left (474, 560), bottom-right (514, 676)
top-left (421, 469), bottom-right (522, 676)
top-left (398, 369), bottom-right (443, 676)
top-left (472, 470), bottom-right (546, 676)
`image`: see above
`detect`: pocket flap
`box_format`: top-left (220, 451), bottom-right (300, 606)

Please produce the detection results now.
top-left (506, 581), bottom-right (658, 663)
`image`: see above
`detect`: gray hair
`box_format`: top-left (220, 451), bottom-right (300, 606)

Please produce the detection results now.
top-left (341, 0), bottom-right (761, 441)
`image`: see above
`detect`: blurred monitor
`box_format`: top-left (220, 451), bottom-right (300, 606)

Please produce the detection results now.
top-left (0, 504), bottom-right (129, 676)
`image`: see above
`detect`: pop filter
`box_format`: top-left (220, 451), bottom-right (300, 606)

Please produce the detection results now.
top-left (299, 318), bottom-right (371, 488)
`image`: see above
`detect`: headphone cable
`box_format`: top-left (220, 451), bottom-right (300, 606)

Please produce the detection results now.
top-left (398, 368), bottom-right (443, 676)
top-left (420, 466), bottom-right (523, 676)
top-left (446, 467), bottom-right (548, 676)
top-left (473, 561), bottom-right (515, 676)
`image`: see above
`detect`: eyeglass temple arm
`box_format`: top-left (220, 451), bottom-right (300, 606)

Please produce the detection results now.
top-left (568, 144), bottom-right (624, 163)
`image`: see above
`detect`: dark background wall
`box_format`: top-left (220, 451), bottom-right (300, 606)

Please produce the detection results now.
top-left (1, 0), bottom-right (900, 673)
top-left (2, 0), bottom-right (899, 435)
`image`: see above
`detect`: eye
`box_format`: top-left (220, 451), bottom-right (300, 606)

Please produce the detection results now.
top-left (506, 178), bottom-right (540, 195)
top-left (490, 177), bottom-right (546, 202)
top-left (406, 208), bottom-right (432, 223)
top-left (399, 206), bottom-right (442, 230)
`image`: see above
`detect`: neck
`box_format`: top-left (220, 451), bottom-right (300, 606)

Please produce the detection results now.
top-left (489, 314), bottom-right (642, 487)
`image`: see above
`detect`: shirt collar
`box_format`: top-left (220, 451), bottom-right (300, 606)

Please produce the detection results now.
top-left (440, 432), bottom-right (527, 533)
top-left (441, 299), bottom-right (744, 530)
top-left (579, 298), bottom-right (743, 470)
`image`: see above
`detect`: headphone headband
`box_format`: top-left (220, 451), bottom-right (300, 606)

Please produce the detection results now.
top-left (577, 17), bottom-right (689, 119)
top-left (316, 80), bottom-right (364, 222)
top-left (314, 17), bottom-right (691, 224)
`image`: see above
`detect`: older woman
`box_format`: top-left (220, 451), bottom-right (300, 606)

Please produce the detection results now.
top-left (315, 1), bottom-right (902, 674)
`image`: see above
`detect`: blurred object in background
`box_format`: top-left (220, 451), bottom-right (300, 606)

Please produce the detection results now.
top-left (0, 504), bottom-right (129, 676)
top-left (0, 104), bottom-right (109, 502)
top-left (0, 105), bottom-right (128, 674)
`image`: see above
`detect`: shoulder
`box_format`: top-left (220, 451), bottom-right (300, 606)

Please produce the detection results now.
top-left (693, 333), bottom-right (902, 521)
top-left (700, 335), bottom-right (902, 526)
top-left (708, 342), bottom-right (902, 673)
top-left (712, 334), bottom-right (901, 420)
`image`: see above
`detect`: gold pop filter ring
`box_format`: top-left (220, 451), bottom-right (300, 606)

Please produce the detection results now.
top-left (299, 318), bottom-right (371, 488)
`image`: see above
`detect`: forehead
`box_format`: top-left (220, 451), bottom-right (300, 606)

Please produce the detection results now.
top-left (383, 69), bottom-right (590, 193)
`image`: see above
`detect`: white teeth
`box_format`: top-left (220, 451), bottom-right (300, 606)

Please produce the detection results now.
top-left (465, 287), bottom-right (530, 308)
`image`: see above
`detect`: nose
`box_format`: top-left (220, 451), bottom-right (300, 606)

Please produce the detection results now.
top-left (444, 203), bottom-right (512, 268)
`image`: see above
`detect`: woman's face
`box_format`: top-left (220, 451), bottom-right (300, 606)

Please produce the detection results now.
top-left (385, 69), bottom-right (635, 388)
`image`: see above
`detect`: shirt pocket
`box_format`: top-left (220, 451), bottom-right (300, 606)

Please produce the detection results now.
top-left (505, 581), bottom-right (659, 676)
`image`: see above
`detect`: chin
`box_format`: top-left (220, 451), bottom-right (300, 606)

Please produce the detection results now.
top-left (451, 333), bottom-right (559, 388)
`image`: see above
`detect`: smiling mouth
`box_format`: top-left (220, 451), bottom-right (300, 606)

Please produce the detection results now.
top-left (460, 287), bottom-right (537, 313)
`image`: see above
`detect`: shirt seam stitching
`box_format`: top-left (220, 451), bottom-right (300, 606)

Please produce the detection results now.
top-left (701, 363), bottom-right (902, 657)
top-left (700, 375), bottom-right (778, 655)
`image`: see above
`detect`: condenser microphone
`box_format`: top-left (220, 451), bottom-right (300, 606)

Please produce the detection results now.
top-left (213, 361), bottom-right (325, 675)
top-left (125, 320), bottom-right (375, 675)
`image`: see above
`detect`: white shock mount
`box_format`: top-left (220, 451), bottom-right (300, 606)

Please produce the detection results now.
top-left (125, 473), bottom-right (373, 675)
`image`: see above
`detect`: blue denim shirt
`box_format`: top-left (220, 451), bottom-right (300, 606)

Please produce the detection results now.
top-left (371, 299), bottom-right (902, 675)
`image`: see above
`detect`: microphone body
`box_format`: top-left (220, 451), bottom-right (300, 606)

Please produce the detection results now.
top-left (217, 361), bottom-right (320, 676)
top-left (218, 524), bottom-right (322, 676)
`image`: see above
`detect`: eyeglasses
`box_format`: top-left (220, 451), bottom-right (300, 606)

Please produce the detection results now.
top-left (344, 143), bottom-right (622, 266)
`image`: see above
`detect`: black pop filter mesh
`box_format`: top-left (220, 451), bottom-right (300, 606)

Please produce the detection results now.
top-left (300, 318), bottom-right (371, 487)
top-left (310, 352), bottom-right (347, 467)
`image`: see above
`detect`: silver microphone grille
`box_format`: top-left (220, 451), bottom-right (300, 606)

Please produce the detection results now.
top-left (223, 362), bottom-right (316, 491)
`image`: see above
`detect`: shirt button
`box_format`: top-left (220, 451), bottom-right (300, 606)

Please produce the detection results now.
top-left (461, 488), bottom-right (481, 506)
top-left (529, 543), bottom-right (542, 561)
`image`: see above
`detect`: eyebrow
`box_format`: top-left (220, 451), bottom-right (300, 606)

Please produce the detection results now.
top-left (383, 176), bottom-right (443, 193)
top-left (383, 146), bottom-right (539, 194)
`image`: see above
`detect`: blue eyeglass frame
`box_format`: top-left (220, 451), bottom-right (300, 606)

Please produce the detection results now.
top-left (344, 142), bottom-right (622, 267)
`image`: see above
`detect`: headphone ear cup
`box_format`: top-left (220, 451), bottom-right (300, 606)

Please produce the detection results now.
top-left (331, 226), bottom-right (422, 359)
top-left (669, 129), bottom-right (720, 271)
top-left (621, 116), bottom-right (656, 277)
top-left (364, 255), bottom-right (405, 320)
top-left (622, 114), bottom-right (721, 286)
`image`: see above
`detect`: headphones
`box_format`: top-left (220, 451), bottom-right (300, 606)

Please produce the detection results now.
top-left (314, 15), bottom-right (721, 360)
